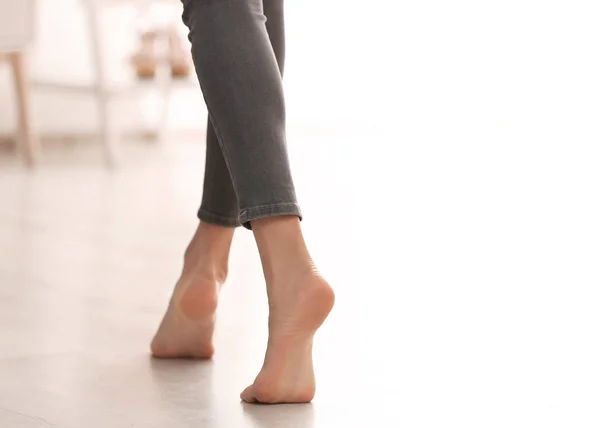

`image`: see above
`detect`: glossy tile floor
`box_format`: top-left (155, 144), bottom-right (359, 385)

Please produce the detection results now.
top-left (1, 122), bottom-right (599, 427)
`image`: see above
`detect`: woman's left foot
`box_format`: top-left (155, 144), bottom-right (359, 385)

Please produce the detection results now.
top-left (150, 222), bottom-right (232, 359)
top-left (150, 273), bottom-right (221, 359)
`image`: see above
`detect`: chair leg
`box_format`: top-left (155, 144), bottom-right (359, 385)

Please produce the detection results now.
top-left (10, 51), bottom-right (38, 166)
top-left (85, 1), bottom-right (119, 167)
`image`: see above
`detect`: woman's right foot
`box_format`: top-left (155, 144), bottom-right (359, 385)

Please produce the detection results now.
top-left (241, 216), bottom-right (335, 403)
top-left (240, 272), bottom-right (335, 403)
top-left (150, 222), bottom-right (233, 359)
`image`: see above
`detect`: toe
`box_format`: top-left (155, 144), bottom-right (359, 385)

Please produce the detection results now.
top-left (240, 385), bottom-right (256, 403)
top-left (150, 340), bottom-right (169, 358)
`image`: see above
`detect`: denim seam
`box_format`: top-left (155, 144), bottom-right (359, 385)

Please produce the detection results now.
top-left (239, 202), bottom-right (300, 213)
top-left (198, 208), bottom-right (240, 227)
top-left (206, 112), bottom-right (237, 190)
top-left (239, 202), bottom-right (302, 229)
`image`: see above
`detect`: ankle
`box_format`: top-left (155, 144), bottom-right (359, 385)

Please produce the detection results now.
top-left (183, 222), bottom-right (234, 282)
top-left (264, 258), bottom-right (316, 288)
top-left (185, 222), bottom-right (234, 257)
top-left (252, 216), bottom-right (314, 282)
top-left (184, 263), bottom-right (228, 286)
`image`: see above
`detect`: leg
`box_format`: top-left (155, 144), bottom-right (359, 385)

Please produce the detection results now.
top-left (151, 0), bottom-right (290, 357)
top-left (183, 0), bottom-right (333, 402)
top-left (155, 0), bottom-right (334, 401)
top-left (151, 222), bottom-right (233, 358)
top-left (241, 216), bottom-right (334, 403)
top-left (197, 120), bottom-right (241, 227)
top-left (152, 0), bottom-right (288, 356)
top-left (150, 121), bottom-right (239, 358)
top-left (197, 0), bottom-right (287, 227)
top-left (239, 1), bottom-right (335, 402)
top-left (10, 52), bottom-right (38, 166)
top-left (183, 0), bottom-right (300, 227)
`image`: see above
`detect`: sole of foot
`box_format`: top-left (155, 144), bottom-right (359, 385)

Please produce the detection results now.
top-left (150, 276), bottom-right (219, 359)
top-left (241, 273), bottom-right (335, 404)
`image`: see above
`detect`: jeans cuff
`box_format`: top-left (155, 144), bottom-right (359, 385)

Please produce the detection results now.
top-left (239, 202), bottom-right (302, 230)
top-left (197, 207), bottom-right (241, 228)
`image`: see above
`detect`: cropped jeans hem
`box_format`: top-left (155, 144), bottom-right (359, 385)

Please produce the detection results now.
top-left (239, 202), bottom-right (302, 229)
top-left (197, 208), bottom-right (241, 228)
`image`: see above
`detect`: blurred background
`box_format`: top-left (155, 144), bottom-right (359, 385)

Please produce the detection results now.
top-left (0, 0), bottom-right (367, 156)
top-left (1, 0), bottom-right (599, 427)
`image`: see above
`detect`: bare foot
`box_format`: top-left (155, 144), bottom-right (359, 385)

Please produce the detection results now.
top-left (150, 222), bottom-right (232, 359)
top-left (150, 275), bottom-right (221, 358)
top-left (240, 271), bottom-right (335, 403)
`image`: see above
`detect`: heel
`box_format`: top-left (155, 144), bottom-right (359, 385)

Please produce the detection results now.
top-left (178, 278), bottom-right (218, 320)
top-left (297, 275), bottom-right (335, 331)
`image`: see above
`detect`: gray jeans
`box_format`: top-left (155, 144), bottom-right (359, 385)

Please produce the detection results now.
top-left (181, 0), bottom-right (301, 229)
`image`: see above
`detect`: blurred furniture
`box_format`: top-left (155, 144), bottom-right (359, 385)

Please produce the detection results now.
top-left (0, 0), bottom-right (38, 166)
top-left (32, 0), bottom-right (194, 167)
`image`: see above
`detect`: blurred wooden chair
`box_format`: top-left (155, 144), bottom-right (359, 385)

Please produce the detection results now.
top-left (0, 0), bottom-right (38, 166)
